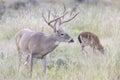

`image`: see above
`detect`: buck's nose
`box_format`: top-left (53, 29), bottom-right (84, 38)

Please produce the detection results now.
top-left (68, 38), bottom-right (74, 43)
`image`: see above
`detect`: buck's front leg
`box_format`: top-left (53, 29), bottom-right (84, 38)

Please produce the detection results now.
top-left (41, 56), bottom-right (46, 73)
top-left (41, 56), bottom-right (48, 80)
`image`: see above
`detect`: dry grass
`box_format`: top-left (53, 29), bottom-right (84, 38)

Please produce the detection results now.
top-left (0, 1), bottom-right (120, 80)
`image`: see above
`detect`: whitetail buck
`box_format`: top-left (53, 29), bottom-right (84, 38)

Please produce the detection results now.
top-left (15, 6), bottom-right (79, 76)
top-left (78, 32), bottom-right (104, 55)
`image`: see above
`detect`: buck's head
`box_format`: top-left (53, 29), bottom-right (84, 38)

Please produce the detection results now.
top-left (42, 5), bottom-right (79, 43)
top-left (55, 27), bottom-right (74, 43)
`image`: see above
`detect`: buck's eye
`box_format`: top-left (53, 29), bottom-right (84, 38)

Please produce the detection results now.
top-left (61, 34), bottom-right (64, 36)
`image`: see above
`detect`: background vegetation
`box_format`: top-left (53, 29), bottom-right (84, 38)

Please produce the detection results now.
top-left (0, 0), bottom-right (120, 80)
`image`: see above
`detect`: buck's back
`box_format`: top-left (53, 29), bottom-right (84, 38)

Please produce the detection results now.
top-left (16, 28), bottom-right (35, 53)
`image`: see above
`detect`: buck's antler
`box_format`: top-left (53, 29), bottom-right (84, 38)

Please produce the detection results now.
top-left (59, 12), bottom-right (79, 25)
top-left (42, 10), bottom-right (68, 30)
top-left (58, 4), bottom-right (79, 25)
top-left (42, 4), bottom-right (79, 30)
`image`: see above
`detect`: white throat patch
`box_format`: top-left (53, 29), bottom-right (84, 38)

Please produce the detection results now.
top-left (55, 41), bottom-right (60, 45)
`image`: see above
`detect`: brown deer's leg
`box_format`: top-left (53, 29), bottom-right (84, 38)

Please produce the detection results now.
top-left (81, 45), bottom-right (84, 52)
top-left (92, 46), bottom-right (96, 54)
top-left (81, 46), bottom-right (88, 56)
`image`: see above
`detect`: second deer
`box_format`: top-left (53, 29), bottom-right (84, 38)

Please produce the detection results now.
top-left (78, 32), bottom-right (104, 55)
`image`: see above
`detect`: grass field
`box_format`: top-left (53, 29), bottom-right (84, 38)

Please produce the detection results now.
top-left (0, 0), bottom-right (120, 80)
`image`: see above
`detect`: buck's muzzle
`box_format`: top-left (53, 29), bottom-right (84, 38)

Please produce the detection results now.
top-left (68, 38), bottom-right (74, 43)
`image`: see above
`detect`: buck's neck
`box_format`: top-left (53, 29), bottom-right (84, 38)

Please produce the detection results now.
top-left (48, 33), bottom-right (60, 46)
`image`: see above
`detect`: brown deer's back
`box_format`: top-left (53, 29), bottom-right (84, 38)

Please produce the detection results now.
top-left (78, 32), bottom-right (101, 45)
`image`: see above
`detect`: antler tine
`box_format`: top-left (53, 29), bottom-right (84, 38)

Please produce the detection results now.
top-left (62, 3), bottom-right (67, 20)
top-left (42, 12), bottom-right (54, 29)
top-left (52, 8), bottom-right (63, 27)
top-left (42, 10), bottom-right (69, 29)
top-left (70, 10), bottom-right (73, 16)
top-left (42, 4), bottom-right (77, 29)
top-left (48, 11), bottom-right (69, 24)
top-left (52, 12), bottom-right (69, 27)
top-left (60, 12), bottom-right (79, 25)
top-left (58, 18), bottom-right (62, 26)
top-left (52, 8), bottom-right (57, 18)
top-left (48, 10), bottom-right (50, 21)
top-left (42, 12), bottom-right (48, 24)
top-left (63, 3), bottom-right (66, 14)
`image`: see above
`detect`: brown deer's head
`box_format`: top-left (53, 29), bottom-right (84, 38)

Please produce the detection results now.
top-left (97, 44), bottom-right (105, 54)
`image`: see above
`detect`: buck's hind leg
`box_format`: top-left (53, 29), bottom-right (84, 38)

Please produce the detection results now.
top-left (24, 55), bottom-right (30, 70)
top-left (29, 54), bottom-right (33, 77)
top-left (17, 49), bottom-right (22, 72)
top-left (23, 54), bottom-right (34, 77)
top-left (24, 55), bottom-right (37, 73)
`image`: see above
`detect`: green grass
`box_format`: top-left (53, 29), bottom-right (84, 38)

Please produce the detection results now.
top-left (0, 1), bottom-right (120, 80)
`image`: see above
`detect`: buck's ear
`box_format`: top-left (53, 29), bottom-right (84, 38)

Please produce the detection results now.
top-left (54, 28), bottom-right (59, 33)
top-left (56, 30), bottom-right (59, 33)
top-left (55, 26), bottom-right (60, 33)
top-left (56, 26), bottom-right (59, 31)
